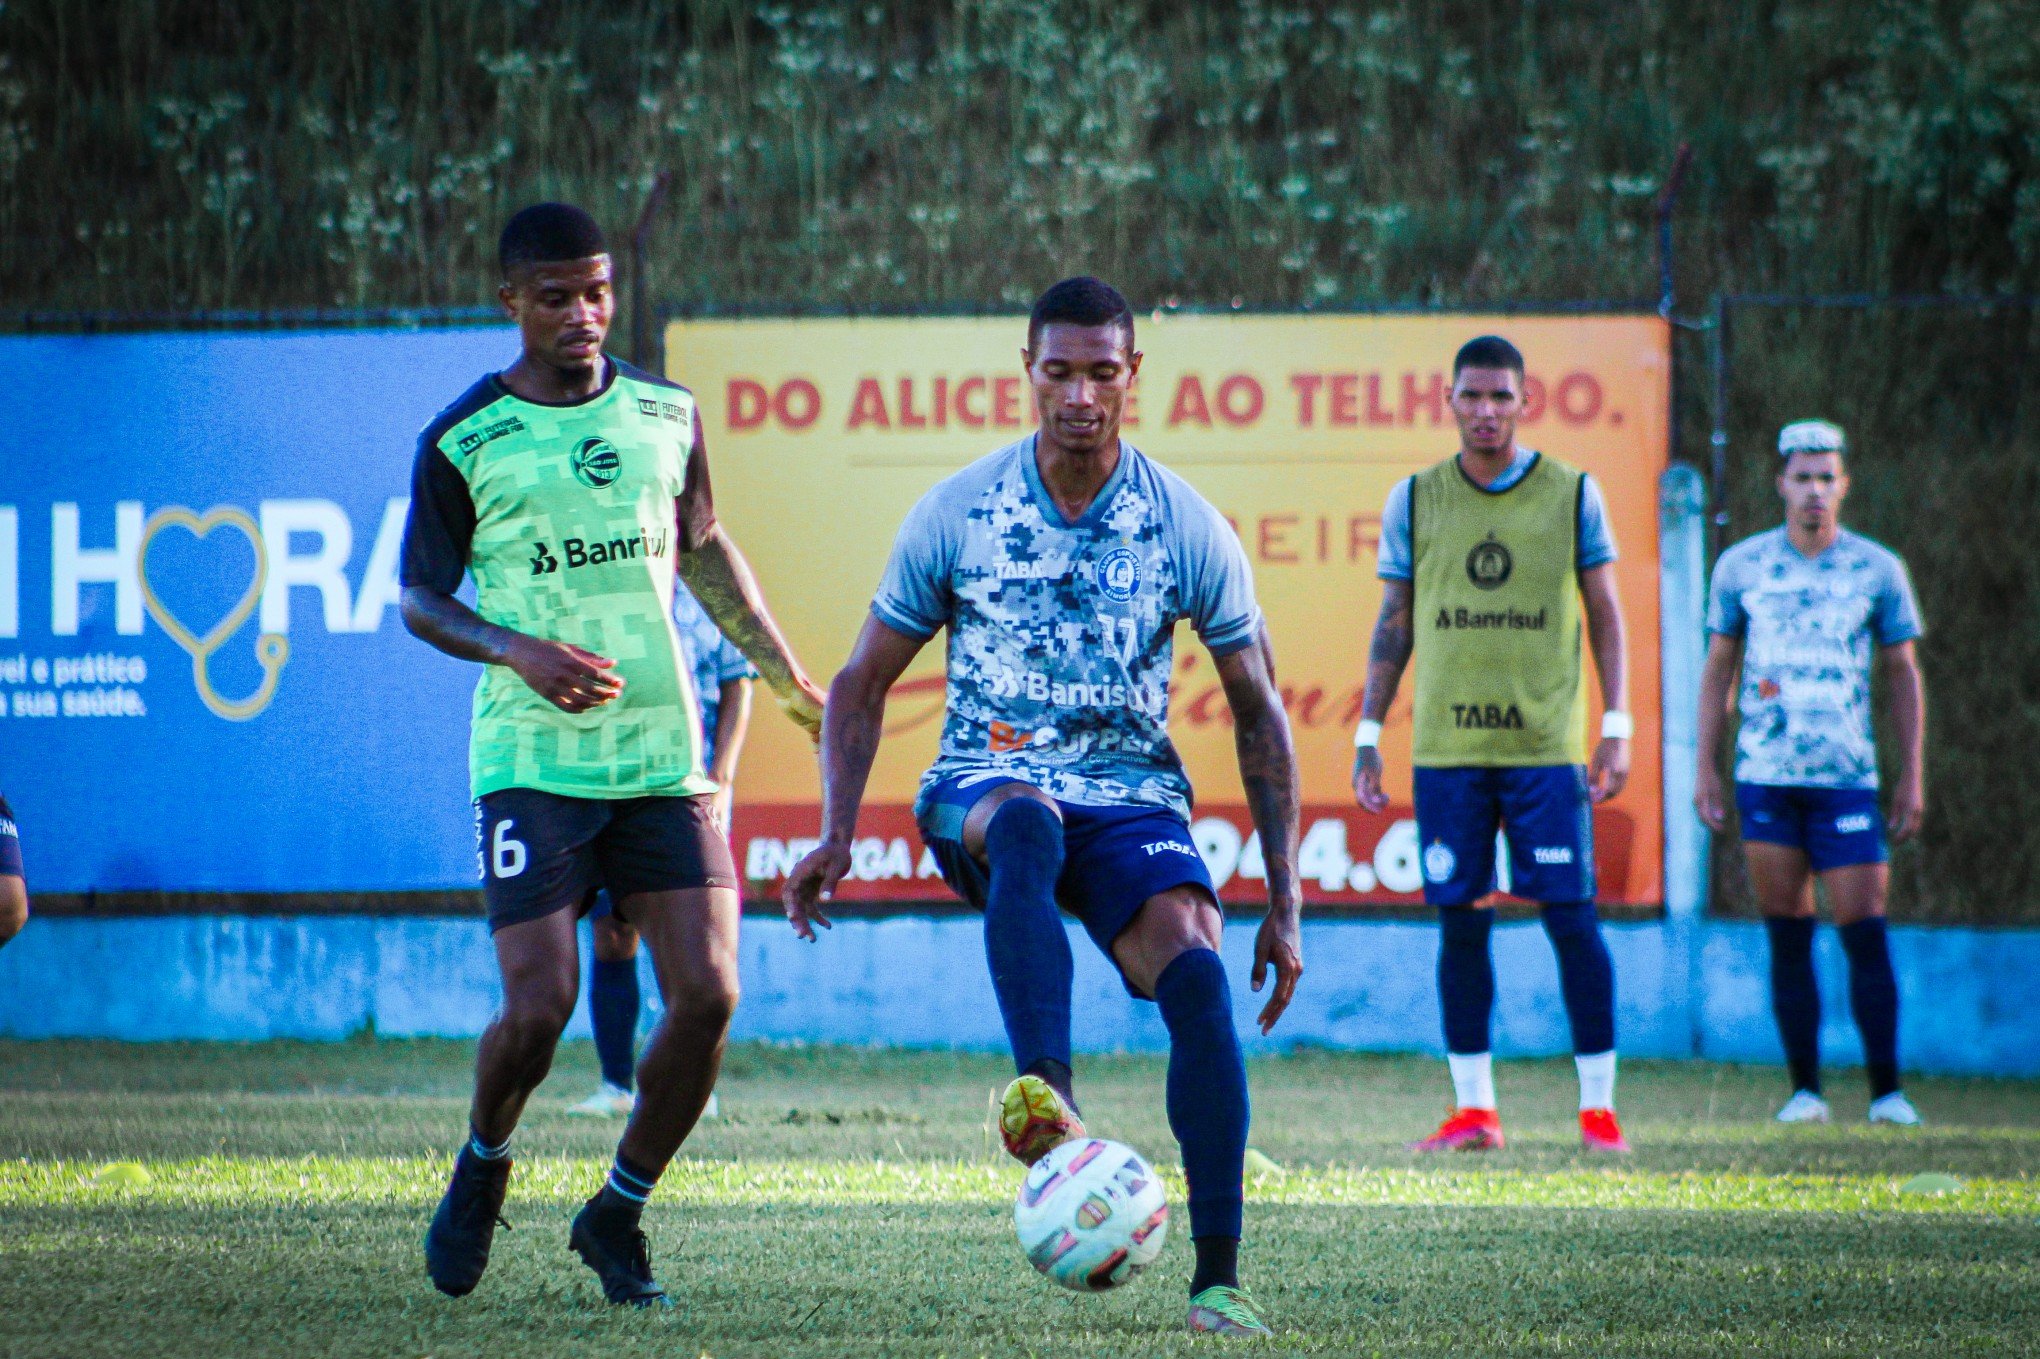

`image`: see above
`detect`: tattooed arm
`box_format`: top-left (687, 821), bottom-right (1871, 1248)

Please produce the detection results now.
top-left (781, 614), bottom-right (926, 940)
top-left (1352, 577), bottom-right (1414, 813)
top-left (675, 528), bottom-right (826, 740)
top-left (1215, 628), bottom-right (1305, 1033)
top-left (671, 418), bottom-right (826, 740)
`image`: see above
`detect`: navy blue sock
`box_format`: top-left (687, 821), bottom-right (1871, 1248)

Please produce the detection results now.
top-left (1155, 948), bottom-right (1248, 1247)
top-left (590, 956), bottom-right (641, 1091)
top-left (1764, 916), bottom-right (1821, 1094)
top-left (1541, 901), bottom-right (1616, 1054)
top-left (1437, 906), bottom-right (1496, 1054)
top-left (1839, 917), bottom-right (1901, 1099)
top-left (982, 799), bottom-right (1073, 1080)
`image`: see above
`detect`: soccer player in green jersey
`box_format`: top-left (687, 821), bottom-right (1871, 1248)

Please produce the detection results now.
top-left (1353, 335), bottom-right (1634, 1155)
top-left (400, 203), bottom-right (825, 1307)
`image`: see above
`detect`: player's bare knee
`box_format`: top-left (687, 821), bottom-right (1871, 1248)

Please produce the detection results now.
top-left (0, 883), bottom-right (26, 946)
top-left (962, 784), bottom-right (1061, 860)
top-left (500, 978), bottom-right (576, 1049)
top-left (666, 975), bottom-right (740, 1033)
top-left (591, 914), bottom-right (639, 962)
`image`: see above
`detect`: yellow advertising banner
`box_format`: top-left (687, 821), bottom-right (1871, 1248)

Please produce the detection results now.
top-left (667, 313), bottom-right (1668, 910)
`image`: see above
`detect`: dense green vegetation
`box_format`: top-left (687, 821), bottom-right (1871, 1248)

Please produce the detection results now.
top-left (2, 1), bottom-right (2035, 919)
top-left (6, 1), bottom-right (2035, 314)
top-left (2, 1040), bottom-right (2035, 1356)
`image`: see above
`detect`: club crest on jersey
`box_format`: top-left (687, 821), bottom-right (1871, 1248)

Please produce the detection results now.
top-left (1466, 533), bottom-right (1512, 590)
top-left (1096, 546), bottom-right (1143, 603)
top-left (570, 437), bottom-right (622, 489)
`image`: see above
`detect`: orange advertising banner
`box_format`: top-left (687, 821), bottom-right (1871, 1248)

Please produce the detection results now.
top-left (667, 313), bottom-right (1669, 911)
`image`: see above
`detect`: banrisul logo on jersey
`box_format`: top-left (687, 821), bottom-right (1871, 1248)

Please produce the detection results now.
top-left (570, 437), bottom-right (622, 488)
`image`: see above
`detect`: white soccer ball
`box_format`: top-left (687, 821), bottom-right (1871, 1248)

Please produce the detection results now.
top-left (1013, 1137), bottom-right (1170, 1291)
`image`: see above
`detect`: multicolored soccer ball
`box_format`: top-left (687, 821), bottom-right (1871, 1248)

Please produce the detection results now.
top-left (1013, 1138), bottom-right (1170, 1291)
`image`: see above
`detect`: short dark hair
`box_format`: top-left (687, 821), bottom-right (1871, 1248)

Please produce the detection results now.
top-left (1453, 334), bottom-right (1525, 377)
top-left (1028, 276), bottom-right (1135, 352)
top-left (499, 202), bottom-right (608, 276)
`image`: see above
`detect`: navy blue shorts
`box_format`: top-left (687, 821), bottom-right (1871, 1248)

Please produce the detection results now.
top-left (473, 788), bottom-right (736, 933)
top-left (0, 794), bottom-right (20, 877)
top-left (1413, 765), bottom-right (1596, 906)
top-left (917, 773), bottom-right (1215, 999)
top-left (1735, 782), bottom-right (1888, 872)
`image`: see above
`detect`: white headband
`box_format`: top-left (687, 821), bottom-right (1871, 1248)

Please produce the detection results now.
top-left (1778, 419), bottom-right (1846, 457)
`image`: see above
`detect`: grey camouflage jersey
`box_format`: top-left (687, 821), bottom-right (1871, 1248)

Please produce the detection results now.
top-left (1707, 526), bottom-right (1923, 789)
top-left (873, 435), bottom-right (1261, 820)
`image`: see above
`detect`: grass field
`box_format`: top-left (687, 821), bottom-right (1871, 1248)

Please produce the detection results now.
top-left (1, 1041), bottom-right (2035, 1357)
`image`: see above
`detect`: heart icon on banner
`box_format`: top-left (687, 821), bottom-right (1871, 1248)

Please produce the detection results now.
top-left (137, 505), bottom-right (290, 721)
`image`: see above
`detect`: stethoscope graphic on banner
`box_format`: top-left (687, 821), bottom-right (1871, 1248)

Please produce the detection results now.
top-left (136, 506), bottom-right (290, 721)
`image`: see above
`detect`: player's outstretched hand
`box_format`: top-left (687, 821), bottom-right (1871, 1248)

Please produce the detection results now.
top-left (783, 840), bottom-right (849, 940)
top-left (505, 635), bottom-right (624, 713)
top-left (1888, 776), bottom-right (1925, 843)
top-left (1352, 747), bottom-right (1389, 814)
top-left (1693, 763), bottom-right (1730, 832)
top-left (779, 678), bottom-right (827, 748)
top-left (1589, 736), bottom-right (1631, 803)
top-left (1250, 910), bottom-right (1303, 1035)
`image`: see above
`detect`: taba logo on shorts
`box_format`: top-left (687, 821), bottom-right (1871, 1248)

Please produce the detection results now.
top-left (1835, 813), bottom-right (1875, 834)
top-left (1096, 545), bottom-right (1143, 603)
top-left (1465, 533), bottom-right (1513, 590)
top-left (1532, 846), bottom-right (1574, 866)
top-left (1423, 841), bottom-right (1458, 884)
top-left (570, 436), bottom-right (622, 488)
top-left (1141, 838), bottom-right (1197, 858)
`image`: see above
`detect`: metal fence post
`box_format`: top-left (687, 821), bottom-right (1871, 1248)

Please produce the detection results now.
top-left (1659, 461), bottom-right (1710, 1055)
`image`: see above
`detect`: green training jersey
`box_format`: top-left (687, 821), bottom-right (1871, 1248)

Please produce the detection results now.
top-left (1409, 452), bottom-right (1590, 767)
top-left (400, 358), bottom-right (722, 800)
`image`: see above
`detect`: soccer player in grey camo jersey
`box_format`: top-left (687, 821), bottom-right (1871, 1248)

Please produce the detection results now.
top-left (784, 278), bottom-right (1303, 1338)
top-left (1697, 420), bottom-right (1927, 1127)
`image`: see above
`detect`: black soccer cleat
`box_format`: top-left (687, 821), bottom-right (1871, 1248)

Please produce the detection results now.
top-left (569, 1196), bottom-right (671, 1308)
top-left (424, 1148), bottom-right (513, 1297)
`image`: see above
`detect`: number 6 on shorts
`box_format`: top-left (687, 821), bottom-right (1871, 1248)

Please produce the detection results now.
top-left (492, 819), bottom-right (527, 879)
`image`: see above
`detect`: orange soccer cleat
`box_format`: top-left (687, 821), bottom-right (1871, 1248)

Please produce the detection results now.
top-left (1579, 1107), bottom-right (1631, 1153)
top-left (1408, 1106), bottom-right (1505, 1153)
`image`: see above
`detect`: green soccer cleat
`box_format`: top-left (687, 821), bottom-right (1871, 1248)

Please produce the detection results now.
top-left (998, 1074), bottom-right (1085, 1166)
top-left (1187, 1284), bottom-right (1274, 1338)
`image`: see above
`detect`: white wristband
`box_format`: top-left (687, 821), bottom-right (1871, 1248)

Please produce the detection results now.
top-left (1353, 719), bottom-right (1383, 749)
top-left (1601, 711), bottom-right (1634, 741)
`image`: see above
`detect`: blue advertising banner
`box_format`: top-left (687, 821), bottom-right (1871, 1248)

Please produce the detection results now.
top-left (0, 328), bottom-right (521, 894)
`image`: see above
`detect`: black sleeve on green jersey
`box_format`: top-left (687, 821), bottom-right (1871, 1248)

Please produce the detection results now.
top-left (677, 419), bottom-right (719, 552)
top-left (400, 439), bottom-right (476, 592)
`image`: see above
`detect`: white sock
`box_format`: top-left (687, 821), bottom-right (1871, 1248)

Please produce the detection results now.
top-left (1447, 1052), bottom-right (1496, 1110)
top-left (1576, 1051), bottom-right (1617, 1111)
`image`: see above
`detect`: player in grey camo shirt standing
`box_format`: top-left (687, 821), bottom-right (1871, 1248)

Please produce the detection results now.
top-left (1696, 419), bottom-right (1927, 1127)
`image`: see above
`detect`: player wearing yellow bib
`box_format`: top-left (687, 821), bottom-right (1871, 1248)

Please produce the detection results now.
top-left (1353, 335), bottom-right (1634, 1154)
top-left (400, 204), bottom-right (825, 1307)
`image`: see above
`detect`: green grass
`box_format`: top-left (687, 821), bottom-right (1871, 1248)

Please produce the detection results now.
top-left (2, 1041), bottom-right (2036, 1356)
